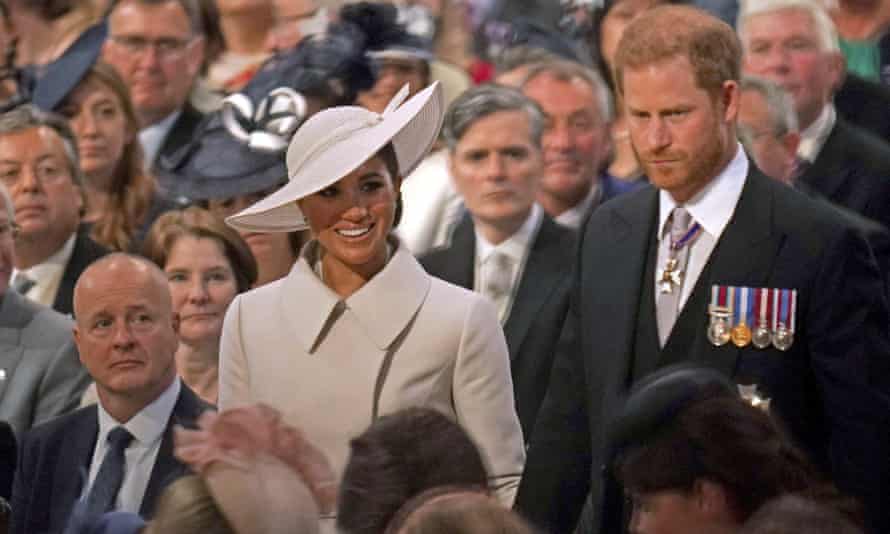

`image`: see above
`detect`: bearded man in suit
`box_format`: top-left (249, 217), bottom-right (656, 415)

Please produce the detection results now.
top-left (515, 5), bottom-right (890, 534)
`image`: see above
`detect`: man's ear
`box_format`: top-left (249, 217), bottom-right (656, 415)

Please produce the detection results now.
top-left (722, 80), bottom-right (741, 123)
top-left (186, 36), bottom-right (206, 78)
top-left (73, 325), bottom-right (85, 365)
top-left (782, 131), bottom-right (801, 159)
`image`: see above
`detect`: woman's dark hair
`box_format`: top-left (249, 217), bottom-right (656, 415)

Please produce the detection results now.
top-left (377, 142), bottom-right (403, 228)
top-left (616, 395), bottom-right (833, 521)
top-left (741, 495), bottom-right (863, 534)
top-left (336, 408), bottom-right (489, 534)
top-left (21, 0), bottom-right (74, 20)
top-left (142, 206), bottom-right (258, 293)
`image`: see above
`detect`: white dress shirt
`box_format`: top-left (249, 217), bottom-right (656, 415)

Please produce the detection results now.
top-left (656, 143), bottom-right (748, 309)
top-left (10, 232), bottom-right (76, 308)
top-left (86, 378), bottom-right (181, 513)
top-left (138, 111), bottom-right (181, 169)
top-left (797, 104), bottom-right (836, 163)
top-left (474, 204), bottom-right (543, 323)
top-left (554, 182), bottom-right (601, 230)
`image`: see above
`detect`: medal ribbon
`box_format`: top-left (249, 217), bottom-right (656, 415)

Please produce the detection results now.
top-left (727, 286), bottom-right (736, 324)
top-left (669, 222), bottom-right (703, 252)
top-left (779, 289), bottom-right (790, 330)
top-left (772, 288), bottom-right (780, 333)
top-left (744, 287), bottom-right (755, 326)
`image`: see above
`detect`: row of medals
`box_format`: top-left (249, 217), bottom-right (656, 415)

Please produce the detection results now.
top-left (707, 304), bottom-right (794, 351)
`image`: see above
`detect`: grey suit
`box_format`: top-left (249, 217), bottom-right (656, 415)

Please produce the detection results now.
top-left (0, 290), bottom-right (89, 438)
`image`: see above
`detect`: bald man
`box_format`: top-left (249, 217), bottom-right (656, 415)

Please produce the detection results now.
top-left (11, 254), bottom-right (210, 533)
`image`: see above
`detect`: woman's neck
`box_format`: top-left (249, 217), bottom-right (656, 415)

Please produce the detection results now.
top-left (175, 342), bottom-right (219, 405)
top-left (256, 249), bottom-right (298, 287)
top-left (319, 246), bottom-right (389, 299)
top-left (83, 179), bottom-right (114, 223)
top-left (219, 8), bottom-right (274, 54)
top-left (833, 1), bottom-right (890, 39)
top-left (608, 116), bottom-right (643, 180)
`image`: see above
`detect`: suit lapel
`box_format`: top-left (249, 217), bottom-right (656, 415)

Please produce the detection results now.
top-left (437, 215), bottom-right (476, 290)
top-left (140, 384), bottom-right (208, 517)
top-left (50, 409), bottom-right (98, 528)
top-left (503, 218), bottom-right (571, 359)
top-left (590, 188), bottom-right (659, 400)
top-left (666, 170), bottom-right (783, 376)
top-left (798, 121), bottom-right (850, 201)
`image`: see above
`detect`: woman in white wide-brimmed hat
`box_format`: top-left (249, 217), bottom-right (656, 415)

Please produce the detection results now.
top-left (218, 82), bottom-right (525, 519)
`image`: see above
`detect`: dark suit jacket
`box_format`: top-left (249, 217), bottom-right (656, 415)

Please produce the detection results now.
top-left (10, 382), bottom-right (210, 534)
top-left (797, 118), bottom-right (890, 230)
top-left (51, 230), bottom-right (109, 317)
top-left (154, 104), bottom-right (204, 204)
top-left (515, 169), bottom-right (890, 533)
top-left (835, 74), bottom-right (890, 143)
top-left (421, 214), bottom-right (576, 440)
top-left (0, 290), bottom-right (89, 438)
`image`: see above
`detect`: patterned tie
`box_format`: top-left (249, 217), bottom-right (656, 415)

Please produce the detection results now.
top-left (656, 207), bottom-right (695, 347)
top-left (482, 251), bottom-right (514, 322)
top-left (11, 273), bottom-right (35, 295)
top-left (85, 426), bottom-right (134, 516)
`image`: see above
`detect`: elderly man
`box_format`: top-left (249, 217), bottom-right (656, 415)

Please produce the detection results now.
top-left (0, 105), bottom-right (107, 316)
top-left (0, 182), bottom-right (88, 439)
top-left (738, 0), bottom-right (890, 229)
top-left (516, 6), bottom-right (890, 533)
top-left (11, 254), bottom-right (210, 533)
top-left (103, 0), bottom-right (205, 200)
top-left (521, 60), bottom-right (629, 230)
top-left (421, 85), bottom-right (575, 440)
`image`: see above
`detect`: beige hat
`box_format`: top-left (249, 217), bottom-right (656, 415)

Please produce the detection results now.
top-left (226, 82), bottom-right (445, 233)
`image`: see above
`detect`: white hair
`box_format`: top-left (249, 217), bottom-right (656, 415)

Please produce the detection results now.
top-left (737, 0), bottom-right (839, 53)
top-left (740, 76), bottom-right (799, 135)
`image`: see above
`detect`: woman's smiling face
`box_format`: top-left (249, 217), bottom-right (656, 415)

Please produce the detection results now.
top-left (296, 153), bottom-right (400, 276)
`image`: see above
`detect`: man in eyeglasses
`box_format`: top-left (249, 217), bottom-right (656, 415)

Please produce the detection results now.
top-left (103, 0), bottom-right (206, 203)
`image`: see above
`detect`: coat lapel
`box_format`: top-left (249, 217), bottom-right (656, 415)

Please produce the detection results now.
top-left (687, 170), bottom-right (782, 376)
top-left (503, 217), bottom-right (572, 359)
top-left (0, 292), bottom-right (30, 399)
top-left (49, 409), bottom-right (98, 528)
top-left (798, 121), bottom-right (850, 201)
top-left (589, 188), bottom-right (659, 400)
top-left (434, 215), bottom-right (475, 290)
top-left (140, 384), bottom-right (208, 518)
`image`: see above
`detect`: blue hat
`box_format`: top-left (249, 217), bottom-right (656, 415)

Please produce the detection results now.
top-left (159, 27), bottom-right (377, 202)
top-left (606, 364), bottom-right (739, 458)
top-left (31, 20), bottom-right (108, 112)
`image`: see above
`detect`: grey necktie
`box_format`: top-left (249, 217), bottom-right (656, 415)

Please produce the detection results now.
top-left (656, 207), bottom-right (695, 347)
top-left (85, 426), bottom-right (134, 516)
top-left (11, 273), bottom-right (35, 295)
top-left (482, 251), bottom-right (514, 322)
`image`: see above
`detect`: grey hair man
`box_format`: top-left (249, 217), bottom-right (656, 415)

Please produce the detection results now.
top-left (521, 60), bottom-right (617, 229)
top-left (0, 104), bottom-right (107, 315)
top-left (103, 0), bottom-right (206, 190)
top-left (0, 178), bottom-right (89, 439)
top-left (423, 84), bottom-right (576, 440)
top-left (739, 0), bottom-right (890, 229)
top-left (738, 76), bottom-right (800, 183)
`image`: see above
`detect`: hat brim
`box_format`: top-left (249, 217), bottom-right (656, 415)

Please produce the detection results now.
top-left (226, 81), bottom-right (445, 233)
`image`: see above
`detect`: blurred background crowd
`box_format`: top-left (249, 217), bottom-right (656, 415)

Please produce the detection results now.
top-left (0, 0), bottom-right (888, 532)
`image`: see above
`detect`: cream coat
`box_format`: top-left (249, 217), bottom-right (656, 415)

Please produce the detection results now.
top-left (218, 239), bottom-right (525, 507)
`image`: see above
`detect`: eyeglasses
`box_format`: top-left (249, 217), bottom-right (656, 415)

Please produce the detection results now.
top-left (0, 162), bottom-right (72, 189)
top-left (0, 220), bottom-right (20, 241)
top-left (109, 34), bottom-right (194, 59)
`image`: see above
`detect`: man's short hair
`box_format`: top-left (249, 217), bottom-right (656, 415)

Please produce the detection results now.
top-left (613, 5), bottom-right (742, 96)
top-left (737, 0), bottom-right (839, 53)
top-left (442, 84), bottom-right (546, 150)
top-left (741, 495), bottom-right (863, 534)
top-left (495, 46), bottom-right (561, 76)
top-left (0, 104), bottom-right (85, 189)
top-left (111, 0), bottom-right (206, 36)
top-left (740, 76), bottom-right (799, 136)
top-left (521, 59), bottom-right (615, 123)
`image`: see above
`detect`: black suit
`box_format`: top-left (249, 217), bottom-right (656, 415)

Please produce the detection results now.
top-left (421, 213), bottom-right (576, 440)
top-left (835, 74), bottom-right (890, 143)
top-left (10, 382), bottom-right (210, 534)
top-left (515, 168), bottom-right (890, 533)
top-left (797, 118), bottom-right (890, 229)
top-left (154, 104), bottom-right (204, 204)
top-left (51, 230), bottom-right (109, 317)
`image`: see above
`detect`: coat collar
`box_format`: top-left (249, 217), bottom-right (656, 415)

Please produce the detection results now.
top-left (0, 290), bottom-right (32, 344)
top-left (282, 237), bottom-right (431, 352)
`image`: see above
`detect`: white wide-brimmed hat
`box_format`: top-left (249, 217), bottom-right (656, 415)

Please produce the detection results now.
top-left (226, 81), bottom-right (445, 233)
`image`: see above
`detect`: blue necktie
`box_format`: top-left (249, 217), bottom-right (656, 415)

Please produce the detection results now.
top-left (85, 426), bottom-right (134, 515)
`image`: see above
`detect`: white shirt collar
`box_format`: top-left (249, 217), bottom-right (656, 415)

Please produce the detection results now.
top-left (475, 204), bottom-right (543, 265)
top-left (797, 104), bottom-right (836, 163)
top-left (138, 110), bottom-right (182, 167)
top-left (97, 377), bottom-right (181, 447)
top-left (658, 143), bottom-right (748, 241)
top-left (554, 183), bottom-right (600, 230)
